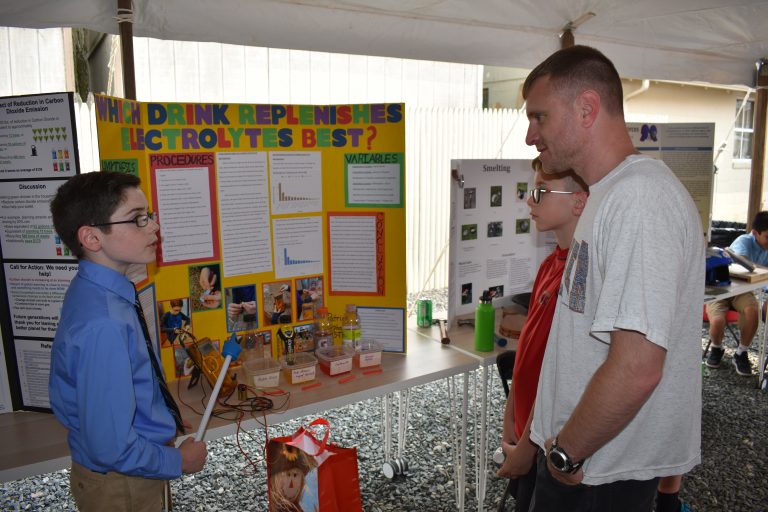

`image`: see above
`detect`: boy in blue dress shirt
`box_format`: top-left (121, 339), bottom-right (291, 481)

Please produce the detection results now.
top-left (49, 172), bottom-right (207, 512)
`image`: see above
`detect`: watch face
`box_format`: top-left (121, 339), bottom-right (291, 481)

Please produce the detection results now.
top-left (549, 446), bottom-right (569, 472)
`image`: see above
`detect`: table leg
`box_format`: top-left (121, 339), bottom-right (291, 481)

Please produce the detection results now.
top-left (461, 372), bottom-right (469, 511)
top-left (476, 364), bottom-right (490, 510)
top-left (383, 393), bottom-right (392, 463)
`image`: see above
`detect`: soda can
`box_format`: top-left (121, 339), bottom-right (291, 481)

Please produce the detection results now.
top-left (416, 299), bottom-right (432, 328)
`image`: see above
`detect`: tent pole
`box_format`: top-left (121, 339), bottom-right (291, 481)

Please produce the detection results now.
top-left (561, 29), bottom-right (574, 49)
top-left (117, 0), bottom-right (136, 100)
top-left (747, 59), bottom-right (767, 230)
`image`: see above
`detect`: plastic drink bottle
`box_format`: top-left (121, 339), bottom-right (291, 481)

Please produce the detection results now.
top-left (474, 290), bottom-right (495, 352)
top-left (315, 306), bottom-right (333, 350)
top-left (342, 304), bottom-right (361, 351)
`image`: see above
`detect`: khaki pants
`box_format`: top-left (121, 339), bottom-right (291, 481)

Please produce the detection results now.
top-left (70, 462), bottom-right (168, 512)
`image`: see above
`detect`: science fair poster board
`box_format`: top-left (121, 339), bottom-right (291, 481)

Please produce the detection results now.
top-left (94, 96), bottom-right (407, 382)
top-left (0, 93), bottom-right (78, 180)
top-left (628, 122), bottom-right (714, 237)
top-left (0, 93), bottom-right (80, 410)
top-left (447, 159), bottom-right (551, 328)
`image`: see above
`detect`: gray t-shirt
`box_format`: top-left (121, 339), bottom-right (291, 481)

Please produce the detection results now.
top-left (530, 154), bottom-right (705, 485)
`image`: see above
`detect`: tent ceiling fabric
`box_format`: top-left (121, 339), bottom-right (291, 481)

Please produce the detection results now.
top-left (2, 0), bottom-right (767, 86)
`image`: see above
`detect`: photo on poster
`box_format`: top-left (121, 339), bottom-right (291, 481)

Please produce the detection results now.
top-left (461, 283), bottom-right (473, 305)
top-left (516, 218), bottom-right (530, 234)
top-left (189, 263), bottom-right (222, 311)
top-left (240, 330), bottom-right (273, 360)
top-left (157, 298), bottom-right (191, 347)
top-left (488, 285), bottom-right (504, 299)
top-left (262, 280), bottom-right (292, 326)
top-left (463, 187), bottom-right (476, 209)
top-left (461, 224), bottom-right (478, 241)
top-left (487, 221), bottom-right (503, 238)
top-left (516, 182), bottom-right (528, 201)
top-left (174, 339), bottom-right (220, 379)
top-left (295, 276), bottom-right (324, 321)
top-left (490, 186), bottom-right (502, 207)
top-left (293, 324), bottom-right (315, 353)
top-left (225, 284), bottom-right (258, 332)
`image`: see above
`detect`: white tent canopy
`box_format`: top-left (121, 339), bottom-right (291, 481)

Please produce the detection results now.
top-left (2, 0), bottom-right (767, 87)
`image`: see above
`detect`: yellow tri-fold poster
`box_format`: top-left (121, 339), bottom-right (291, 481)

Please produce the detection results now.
top-left (94, 96), bottom-right (406, 381)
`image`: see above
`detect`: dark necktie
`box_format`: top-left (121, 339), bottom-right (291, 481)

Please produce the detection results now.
top-left (134, 291), bottom-right (185, 434)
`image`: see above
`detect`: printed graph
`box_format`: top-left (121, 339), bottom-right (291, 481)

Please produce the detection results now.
top-left (284, 247), bottom-right (320, 266)
top-left (275, 182), bottom-right (318, 202)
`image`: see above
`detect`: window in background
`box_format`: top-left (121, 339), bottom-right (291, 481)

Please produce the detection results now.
top-left (733, 99), bottom-right (754, 162)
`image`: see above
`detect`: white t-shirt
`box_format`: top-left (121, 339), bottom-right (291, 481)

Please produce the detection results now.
top-left (530, 154), bottom-right (705, 485)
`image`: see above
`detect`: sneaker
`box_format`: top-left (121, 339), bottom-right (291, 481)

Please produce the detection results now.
top-left (732, 351), bottom-right (753, 376)
top-left (705, 346), bottom-right (725, 368)
top-left (680, 501), bottom-right (691, 512)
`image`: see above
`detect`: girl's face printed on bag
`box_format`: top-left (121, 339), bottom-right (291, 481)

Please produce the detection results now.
top-left (277, 469), bottom-right (303, 500)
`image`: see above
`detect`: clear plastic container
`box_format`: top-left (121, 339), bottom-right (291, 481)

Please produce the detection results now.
top-left (316, 346), bottom-right (354, 376)
top-left (243, 358), bottom-right (281, 388)
top-left (354, 340), bottom-right (383, 368)
top-left (280, 352), bottom-right (318, 384)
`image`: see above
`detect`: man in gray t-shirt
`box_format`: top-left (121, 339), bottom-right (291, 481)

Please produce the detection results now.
top-left (522, 46), bottom-right (704, 512)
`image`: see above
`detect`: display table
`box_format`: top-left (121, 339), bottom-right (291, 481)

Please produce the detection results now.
top-left (0, 328), bottom-right (478, 512)
top-left (410, 310), bottom-right (520, 512)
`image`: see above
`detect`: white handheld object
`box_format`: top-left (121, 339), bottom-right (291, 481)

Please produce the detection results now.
top-left (194, 334), bottom-right (241, 441)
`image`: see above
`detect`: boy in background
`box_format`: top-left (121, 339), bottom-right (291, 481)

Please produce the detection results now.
top-left (49, 172), bottom-right (207, 512)
top-left (497, 158), bottom-right (588, 511)
top-left (160, 298), bottom-right (190, 345)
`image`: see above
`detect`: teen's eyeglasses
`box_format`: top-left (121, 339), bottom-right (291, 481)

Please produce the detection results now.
top-left (90, 212), bottom-right (156, 228)
top-left (528, 187), bottom-right (575, 204)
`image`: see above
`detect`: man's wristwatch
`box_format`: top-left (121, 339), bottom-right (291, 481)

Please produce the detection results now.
top-left (547, 437), bottom-right (584, 474)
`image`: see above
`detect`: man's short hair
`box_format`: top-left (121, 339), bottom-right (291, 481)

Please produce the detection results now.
top-left (50, 172), bottom-right (141, 259)
top-left (522, 45), bottom-right (624, 117)
top-left (752, 211), bottom-right (768, 233)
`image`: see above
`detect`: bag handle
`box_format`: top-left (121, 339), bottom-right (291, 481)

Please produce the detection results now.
top-left (306, 417), bottom-right (331, 453)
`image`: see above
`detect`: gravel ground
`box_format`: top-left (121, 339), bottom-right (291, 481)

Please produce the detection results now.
top-left (2, 289), bottom-right (767, 511)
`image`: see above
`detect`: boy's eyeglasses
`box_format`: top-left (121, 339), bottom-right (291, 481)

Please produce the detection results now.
top-left (528, 187), bottom-right (575, 204)
top-left (90, 212), bottom-right (156, 228)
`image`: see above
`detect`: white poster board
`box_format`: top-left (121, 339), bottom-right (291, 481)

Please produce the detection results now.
top-left (628, 122), bottom-right (714, 237)
top-left (0, 93), bottom-right (78, 180)
top-left (0, 179), bottom-right (71, 259)
top-left (448, 159), bottom-right (551, 327)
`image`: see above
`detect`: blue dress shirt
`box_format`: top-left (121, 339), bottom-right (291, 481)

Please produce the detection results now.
top-left (49, 259), bottom-right (182, 479)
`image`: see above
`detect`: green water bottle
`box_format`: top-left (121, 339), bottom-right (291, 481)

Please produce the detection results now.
top-left (474, 290), bottom-right (495, 352)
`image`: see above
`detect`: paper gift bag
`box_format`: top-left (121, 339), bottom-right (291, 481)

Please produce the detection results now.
top-left (267, 418), bottom-right (362, 512)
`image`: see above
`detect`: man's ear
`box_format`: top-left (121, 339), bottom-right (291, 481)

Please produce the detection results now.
top-left (572, 192), bottom-right (588, 216)
top-left (77, 225), bottom-right (102, 254)
top-left (577, 90), bottom-right (600, 128)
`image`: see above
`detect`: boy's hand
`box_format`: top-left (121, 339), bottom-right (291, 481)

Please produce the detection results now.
top-left (497, 441), bottom-right (534, 479)
top-left (179, 437), bottom-right (207, 474)
top-left (228, 302), bottom-right (243, 319)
